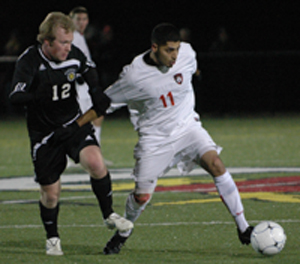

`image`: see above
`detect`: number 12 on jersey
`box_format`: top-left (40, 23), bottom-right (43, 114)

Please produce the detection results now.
top-left (52, 83), bottom-right (71, 101)
top-left (160, 91), bottom-right (175, 107)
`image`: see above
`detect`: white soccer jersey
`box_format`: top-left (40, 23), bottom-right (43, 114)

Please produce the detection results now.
top-left (106, 42), bottom-right (221, 189)
top-left (105, 42), bottom-right (198, 137)
top-left (72, 30), bottom-right (92, 111)
top-left (72, 31), bottom-right (92, 61)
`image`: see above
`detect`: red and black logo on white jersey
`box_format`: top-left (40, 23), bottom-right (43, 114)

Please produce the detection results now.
top-left (174, 73), bottom-right (183, 84)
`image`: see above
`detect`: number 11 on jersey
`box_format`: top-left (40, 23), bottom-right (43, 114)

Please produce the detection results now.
top-left (160, 91), bottom-right (175, 107)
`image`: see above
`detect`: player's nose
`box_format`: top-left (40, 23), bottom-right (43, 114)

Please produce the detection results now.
top-left (66, 43), bottom-right (72, 52)
top-left (172, 51), bottom-right (178, 60)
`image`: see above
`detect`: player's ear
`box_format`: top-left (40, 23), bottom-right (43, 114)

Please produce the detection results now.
top-left (44, 39), bottom-right (50, 47)
top-left (45, 38), bottom-right (54, 47)
top-left (151, 43), bottom-right (158, 52)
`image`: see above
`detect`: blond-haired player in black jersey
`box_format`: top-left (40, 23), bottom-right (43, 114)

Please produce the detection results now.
top-left (9, 11), bottom-right (133, 256)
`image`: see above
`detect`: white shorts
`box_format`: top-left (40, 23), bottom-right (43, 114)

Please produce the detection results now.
top-left (132, 119), bottom-right (222, 193)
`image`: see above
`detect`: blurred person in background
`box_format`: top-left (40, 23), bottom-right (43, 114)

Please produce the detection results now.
top-left (209, 26), bottom-right (235, 52)
top-left (69, 6), bottom-right (113, 166)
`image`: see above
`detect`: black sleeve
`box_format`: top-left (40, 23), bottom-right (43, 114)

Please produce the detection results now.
top-left (83, 68), bottom-right (111, 116)
top-left (9, 47), bottom-right (36, 105)
top-left (9, 89), bottom-right (34, 105)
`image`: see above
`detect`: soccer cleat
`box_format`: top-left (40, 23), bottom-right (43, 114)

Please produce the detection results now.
top-left (46, 237), bottom-right (63, 256)
top-left (237, 226), bottom-right (254, 245)
top-left (103, 231), bottom-right (132, 255)
top-left (104, 212), bottom-right (134, 232)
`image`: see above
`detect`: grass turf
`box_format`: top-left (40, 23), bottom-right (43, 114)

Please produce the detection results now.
top-left (0, 114), bottom-right (300, 263)
top-left (0, 190), bottom-right (298, 263)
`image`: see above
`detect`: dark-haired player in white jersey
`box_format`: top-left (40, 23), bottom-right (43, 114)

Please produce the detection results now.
top-left (72, 23), bottom-right (253, 254)
top-left (9, 12), bottom-right (133, 256)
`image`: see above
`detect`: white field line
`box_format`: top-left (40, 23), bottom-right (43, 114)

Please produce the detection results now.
top-left (1, 167), bottom-right (300, 191)
top-left (0, 193), bottom-right (127, 205)
top-left (0, 219), bottom-right (299, 230)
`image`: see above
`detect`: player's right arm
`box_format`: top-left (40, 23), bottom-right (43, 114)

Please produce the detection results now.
top-left (9, 47), bottom-right (37, 105)
top-left (73, 65), bottom-right (132, 128)
top-left (104, 65), bottom-right (131, 104)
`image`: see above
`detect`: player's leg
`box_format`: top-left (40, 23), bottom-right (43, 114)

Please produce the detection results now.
top-left (80, 145), bottom-right (112, 217)
top-left (79, 144), bottom-right (133, 232)
top-left (199, 150), bottom-right (253, 244)
top-left (104, 144), bottom-right (172, 255)
top-left (181, 121), bottom-right (253, 244)
top-left (32, 134), bottom-right (66, 256)
top-left (39, 180), bottom-right (64, 256)
top-left (121, 144), bottom-right (174, 226)
top-left (103, 182), bottom-right (156, 255)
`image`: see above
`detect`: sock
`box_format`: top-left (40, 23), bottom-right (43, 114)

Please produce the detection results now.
top-left (91, 172), bottom-right (113, 219)
top-left (124, 192), bottom-right (150, 225)
top-left (39, 201), bottom-right (59, 239)
top-left (93, 125), bottom-right (101, 145)
top-left (214, 171), bottom-right (249, 232)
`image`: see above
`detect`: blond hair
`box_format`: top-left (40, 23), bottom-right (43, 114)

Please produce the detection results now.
top-left (37, 12), bottom-right (75, 43)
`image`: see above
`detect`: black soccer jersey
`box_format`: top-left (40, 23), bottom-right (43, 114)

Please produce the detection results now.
top-left (10, 43), bottom-right (94, 135)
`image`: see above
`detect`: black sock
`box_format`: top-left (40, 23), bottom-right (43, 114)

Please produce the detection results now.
top-left (90, 172), bottom-right (114, 219)
top-left (39, 201), bottom-right (59, 239)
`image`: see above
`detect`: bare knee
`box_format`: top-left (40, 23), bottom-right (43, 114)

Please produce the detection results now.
top-left (40, 189), bottom-right (59, 208)
top-left (200, 151), bottom-right (226, 177)
top-left (40, 180), bottom-right (61, 208)
top-left (86, 156), bottom-right (107, 178)
top-left (133, 193), bottom-right (151, 205)
top-left (80, 146), bottom-right (107, 178)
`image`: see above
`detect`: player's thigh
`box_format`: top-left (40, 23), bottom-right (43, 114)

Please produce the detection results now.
top-left (32, 137), bottom-right (66, 185)
top-left (133, 144), bottom-right (173, 192)
top-left (66, 123), bottom-right (99, 163)
top-left (178, 123), bottom-right (222, 162)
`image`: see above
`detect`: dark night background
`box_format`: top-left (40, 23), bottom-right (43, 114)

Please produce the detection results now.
top-left (1, 0), bottom-right (299, 54)
top-left (1, 0), bottom-right (300, 115)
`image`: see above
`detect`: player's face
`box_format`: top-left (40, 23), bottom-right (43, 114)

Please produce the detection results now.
top-left (72, 13), bottom-right (89, 34)
top-left (152, 41), bottom-right (180, 68)
top-left (44, 26), bottom-right (73, 62)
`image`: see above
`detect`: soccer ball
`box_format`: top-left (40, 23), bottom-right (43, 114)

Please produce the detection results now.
top-left (250, 221), bottom-right (287, 256)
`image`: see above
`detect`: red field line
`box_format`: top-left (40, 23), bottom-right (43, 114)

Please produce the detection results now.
top-left (155, 176), bottom-right (300, 193)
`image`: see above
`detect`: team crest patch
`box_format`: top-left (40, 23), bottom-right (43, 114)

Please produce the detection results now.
top-left (174, 73), bottom-right (183, 84)
top-left (65, 69), bottom-right (76, 82)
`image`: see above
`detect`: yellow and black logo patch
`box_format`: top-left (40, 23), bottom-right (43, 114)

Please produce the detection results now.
top-left (65, 69), bottom-right (76, 82)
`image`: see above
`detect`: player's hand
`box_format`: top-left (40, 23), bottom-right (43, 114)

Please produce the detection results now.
top-left (51, 122), bottom-right (80, 145)
top-left (76, 74), bottom-right (85, 85)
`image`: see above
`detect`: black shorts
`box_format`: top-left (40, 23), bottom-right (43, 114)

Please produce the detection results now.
top-left (30, 123), bottom-right (98, 185)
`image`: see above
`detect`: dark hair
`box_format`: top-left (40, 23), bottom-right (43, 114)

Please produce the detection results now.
top-left (69, 6), bottom-right (88, 18)
top-left (151, 23), bottom-right (180, 45)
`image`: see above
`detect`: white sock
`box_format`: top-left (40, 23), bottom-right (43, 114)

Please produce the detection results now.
top-left (119, 229), bottom-right (133, 237)
top-left (122, 192), bottom-right (150, 237)
top-left (93, 125), bottom-right (101, 145)
top-left (214, 171), bottom-right (249, 232)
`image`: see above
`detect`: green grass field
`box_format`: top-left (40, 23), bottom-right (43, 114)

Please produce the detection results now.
top-left (0, 114), bottom-right (300, 263)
